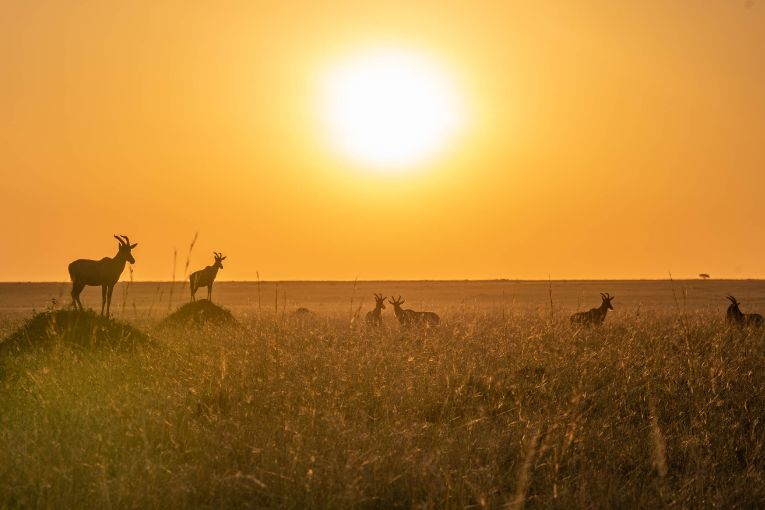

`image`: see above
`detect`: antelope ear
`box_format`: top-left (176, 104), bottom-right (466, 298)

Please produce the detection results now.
top-left (130, 243), bottom-right (138, 249)
top-left (221, 256), bottom-right (226, 261)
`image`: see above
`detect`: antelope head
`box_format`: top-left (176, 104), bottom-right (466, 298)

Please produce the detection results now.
top-left (115, 235), bottom-right (138, 264)
top-left (388, 296), bottom-right (405, 309)
top-left (214, 252), bottom-right (226, 269)
top-left (374, 293), bottom-right (387, 309)
top-left (600, 293), bottom-right (614, 310)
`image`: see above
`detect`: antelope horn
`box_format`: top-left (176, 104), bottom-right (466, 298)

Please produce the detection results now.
top-left (120, 235), bottom-right (130, 245)
top-left (114, 235), bottom-right (126, 245)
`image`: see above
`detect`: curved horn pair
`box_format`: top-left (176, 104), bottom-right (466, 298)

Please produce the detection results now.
top-left (114, 235), bottom-right (129, 246)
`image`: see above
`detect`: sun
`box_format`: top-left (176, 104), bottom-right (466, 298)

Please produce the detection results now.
top-left (319, 47), bottom-right (466, 173)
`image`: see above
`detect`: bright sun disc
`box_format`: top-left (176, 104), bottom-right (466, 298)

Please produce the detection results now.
top-left (320, 48), bottom-right (466, 172)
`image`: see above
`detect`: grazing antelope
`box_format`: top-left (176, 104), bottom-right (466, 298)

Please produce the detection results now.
top-left (68, 235), bottom-right (138, 317)
top-left (190, 252), bottom-right (226, 302)
top-left (726, 295), bottom-right (764, 327)
top-left (570, 293), bottom-right (614, 326)
top-left (365, 293), bottom-right (386, 327)
top-left (388, 296), bottom-right (440, 327)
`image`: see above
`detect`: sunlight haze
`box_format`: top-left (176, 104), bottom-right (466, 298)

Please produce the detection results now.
top-left (1, 1), bottom-right (764, 281)
top-left (319, 46), bottom-right (467, 171)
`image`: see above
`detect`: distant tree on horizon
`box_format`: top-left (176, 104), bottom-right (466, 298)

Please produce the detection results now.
top-left (699, 273), bottom-right (711, 280)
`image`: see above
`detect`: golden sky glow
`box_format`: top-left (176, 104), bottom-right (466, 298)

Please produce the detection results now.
top-left (2, 1), bottom-right (764, 281)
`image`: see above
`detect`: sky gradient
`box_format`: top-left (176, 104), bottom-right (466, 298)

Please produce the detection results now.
top-left (2, 1), bottom-right (764, 281)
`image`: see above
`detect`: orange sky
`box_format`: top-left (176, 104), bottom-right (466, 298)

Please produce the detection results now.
top-left (2, 1), bottom-right (764, 281)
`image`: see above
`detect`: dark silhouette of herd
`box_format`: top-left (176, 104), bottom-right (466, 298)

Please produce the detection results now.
top-left (66, 235), bottom-right (763, 328)
top-left (364, 294), bottom-right (440, 328)
top-left (67, 235), bottom-right (224, 317)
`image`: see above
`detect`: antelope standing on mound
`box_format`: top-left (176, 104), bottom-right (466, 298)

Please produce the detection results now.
top-left (726, 295), bottom-right (764, 327)
top-left (388, 296), bottom-right (440, 327)
top-left (570, 293), bottom-right (614, 326)
top-left (190, 252), bottom-right (226, 302)
top-left (68, 235), bottom-right (138, 317)
top-left (365, 293), bottom-right (386, 327)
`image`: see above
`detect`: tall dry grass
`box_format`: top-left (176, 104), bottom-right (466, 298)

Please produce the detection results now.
top-left (1, 308), bottom-right (764, 508)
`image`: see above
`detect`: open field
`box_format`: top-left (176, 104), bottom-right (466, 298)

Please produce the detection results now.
top-left (2, 279), bottom-right (765, 318)
top-left (1, 280), bottom-right (765, 508)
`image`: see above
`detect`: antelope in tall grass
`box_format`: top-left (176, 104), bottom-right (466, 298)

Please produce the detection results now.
top-left (365, 293), bottom-right (386, 327)
top-left (388, 296), bottom-right (440, 327)
top-left (68, 235), bottom-right (138, 317)
top-left (726, 295), bottom-right (764, 327)
top-left (570, 293), bottom-right (614, 326)
top-left (190, 252), bottom-right (226, 302)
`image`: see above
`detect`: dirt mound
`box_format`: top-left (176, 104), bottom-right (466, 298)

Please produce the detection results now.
top-left (158, 299), bottom-right (238, 329)
top-left (1, 310), bottom-right (151, 354)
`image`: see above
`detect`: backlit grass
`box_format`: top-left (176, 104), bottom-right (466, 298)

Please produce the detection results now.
top-left (1, 310), bottom-right (764, 508)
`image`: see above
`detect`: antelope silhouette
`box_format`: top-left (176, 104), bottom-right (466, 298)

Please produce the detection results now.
top-left (190, 252), bottom-right (226, 302)
top-left (68, 235), bottom-right (138, 317)
top-left (726, 295), bottom-right (763, 327)
top-left (388, 296), bottom-right (440, 327)
top-left (365, 293), bottom-right (386, 327)
top-left (570, 293), bottom-right (614, 326)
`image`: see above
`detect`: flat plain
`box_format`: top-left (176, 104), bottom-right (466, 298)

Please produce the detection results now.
top-left (1, 280), bottom-right (764, 508)
top-left (1, 278), bottom-right (763, 319)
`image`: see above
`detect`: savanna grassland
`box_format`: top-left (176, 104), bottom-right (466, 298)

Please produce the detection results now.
top-left (1, 280), bottom-right (764, 509)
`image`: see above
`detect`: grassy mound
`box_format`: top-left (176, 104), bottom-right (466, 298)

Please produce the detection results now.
top-left (158, 299), bottom-right (238, 329)
top-left (1, 309), bottom-right (150, 354)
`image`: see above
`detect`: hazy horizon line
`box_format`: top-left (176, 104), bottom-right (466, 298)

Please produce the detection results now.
top-left (1, 278), bottom-right (763, 284)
